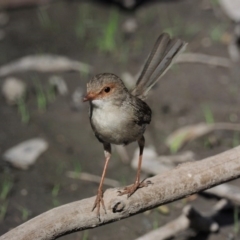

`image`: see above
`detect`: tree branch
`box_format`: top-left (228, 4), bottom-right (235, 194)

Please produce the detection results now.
top-left (1, 146), bottom-right (240, 240)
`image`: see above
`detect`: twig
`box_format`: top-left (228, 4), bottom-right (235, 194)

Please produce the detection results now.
top-left (0, 54), bottom-right (92, 77)
top-left (1, 145), bottom-right (240, 240)
top-left (176, 53), bottom-right (231, 68)
top-left (205, 184), bottom-right (240, 205)
top-left (135, 204), bottom-right (219, 240)
top-left (66, 171), bottom-right (120, 187)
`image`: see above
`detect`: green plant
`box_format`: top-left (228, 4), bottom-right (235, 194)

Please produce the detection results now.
top-left (17, 95), bottom-right (30, 124)
top-left (52, 183), bottom-right (61, 207)
top-left (82, 230), bottom-right (89, 240)
top-left (18, 206), bottom-right (31, 221)
top-left (52, 183), bottom-right (60, 198)
top-left (72, 158), bottom-right (82, 176)
top-left (202, 104), bottom-right (215, 124)
top-left (0, 201), bottom-right (8, 221)
top-left (210, 0), bottom-right (219, 7)
top-left (46, 84), bottom-right (56, 103)
top-left (0, 179), bottom-right (13, 200)
top-left (34, 79), bottom-right (47, 111)
top-left (234, 206), bottom-right (239, 235)
top-left (152, 210), bottom-right (159, 229)
top-left (37, 7), bottom-right (58, 31)
top-left (209, 24), bottom-right (227, 42)
top-left (75, 5), bottom-right (91, 39)
top-left (52, 199), bottom-right (60, 207)
top-left (233, 132), bottom-right (240, 147)
top-left (98, 8), bottom-right (119, 52)
top-left (38, 8), bottom-right (52, 29)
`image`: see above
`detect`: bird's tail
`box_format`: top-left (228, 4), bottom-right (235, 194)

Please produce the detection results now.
top-left (131, 33), bottom-right (187, 99)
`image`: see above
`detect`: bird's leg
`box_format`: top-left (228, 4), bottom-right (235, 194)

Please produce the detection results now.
top-left (118, 135), bottom-right (151, 197)
top-left (92, 143), bottom-right (111, 219)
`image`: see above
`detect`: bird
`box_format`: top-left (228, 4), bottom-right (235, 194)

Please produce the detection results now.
top-left (83, 33), bottom-right (187, 218)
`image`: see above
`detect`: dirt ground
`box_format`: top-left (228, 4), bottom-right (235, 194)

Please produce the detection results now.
top-left (0, 0), bottom-right (240, 239)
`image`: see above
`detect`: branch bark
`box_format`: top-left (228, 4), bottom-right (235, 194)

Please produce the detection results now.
top-left (1, 146), bottom-right (240, 240)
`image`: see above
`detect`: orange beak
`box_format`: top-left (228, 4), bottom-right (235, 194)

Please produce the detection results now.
top-left (83, 92), bottom-right (96, 102)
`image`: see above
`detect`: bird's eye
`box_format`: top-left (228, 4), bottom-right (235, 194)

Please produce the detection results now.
top-left (104, 87), bottom-right (111, 93)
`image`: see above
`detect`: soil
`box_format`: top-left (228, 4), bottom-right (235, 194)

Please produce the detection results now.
top-left (0, 0), bottom-right (240, 239)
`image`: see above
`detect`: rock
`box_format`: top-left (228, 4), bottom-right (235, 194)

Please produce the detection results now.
top-left (122, 18), bottom-right (137, 34)
top-left (1, 77), bottom-right (26, 105)
top-left (219, 0), bottom-right (240, 22)
top-left (49, 75), bottom-right (68, 96)
top-left (3, 138), bottom-right (48, 170)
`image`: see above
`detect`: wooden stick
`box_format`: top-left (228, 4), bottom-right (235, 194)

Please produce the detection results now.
top-left (1, 145), bottom-right (240, 240)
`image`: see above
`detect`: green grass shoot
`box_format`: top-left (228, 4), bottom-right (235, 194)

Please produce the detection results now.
top-left (98, 8), bottom-right (119, 52)
top-left (37, 7), bottom-right (58, 31)
top-left (169, 131), bottom-right (188, 153)
top-left (18, 206), bottom-right (31, 221)
top-left (82, 230), bottom-right (89, 240)
top-left (210, 0), bottom-right (219, 7)
top-left (51, 183), bottom-right (61, 207)
top-left (46, 84), bottom-right (56, 103)
top-left (202, 104), bottom-right (215, 124)
top-left (0, 179), bottom-right (13, 201)
top-left (209, 24), bottom-right (227, 42)
top-left (37, 8), bottom-right (52, 29)
top-left (234, 206), bottom-right (239, 235)
top-left (233, 132), bottom-right (240, 148)
top-left (0, 201), bottom-right (8, 221)
top-left (52, 198), bottom-right (60, 207)
top-left (17, 95), bottom-right (30, 124)
top-left (34, 79), bottom-right (47, 111)
top-left (72, 158), bottom-right (82, 176)
top-left (152, 210), bottom-right (159, 229)
top-left (52, 183), bottom-right (60, 198)
top-left (75, 5), bottom-right (90, 39)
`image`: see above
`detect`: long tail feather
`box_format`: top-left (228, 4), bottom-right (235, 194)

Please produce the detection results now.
top-left (132, 33), bottom-right (187, 99)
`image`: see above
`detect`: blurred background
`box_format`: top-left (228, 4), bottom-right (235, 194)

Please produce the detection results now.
top-left (0, 0), bottom-right (240, 239)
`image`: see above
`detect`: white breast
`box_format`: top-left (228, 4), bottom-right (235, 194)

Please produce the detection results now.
top-left (91, 99), bottom-right (127, 130)
top-left (90, 99), bottom-right (143, 144)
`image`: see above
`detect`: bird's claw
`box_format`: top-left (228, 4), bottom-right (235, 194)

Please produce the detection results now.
top-left (118, 179), bottom-right (152, 197)
top-left (92, 189), bottom-right (106, 220)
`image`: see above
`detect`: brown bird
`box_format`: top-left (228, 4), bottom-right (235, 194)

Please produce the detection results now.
top-left (83, 33), bottom-right (186, 218)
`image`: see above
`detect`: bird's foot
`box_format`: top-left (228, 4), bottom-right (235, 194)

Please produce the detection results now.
top-left (92, 189), bottom-right (106, 220)
top-left (118, 179), bottom-right (152, 197)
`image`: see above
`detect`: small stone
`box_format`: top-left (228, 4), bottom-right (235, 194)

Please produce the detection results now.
top-left (20, 189), bottom-right (28, 196)
top-left (2, 77), bottom-right (26, 105)
top-left (122, 18), bottom-right (137, 34)
top-left (3, 138), bottom-right (48, 170)
top-left (219, 0), bottom-right (240, 22)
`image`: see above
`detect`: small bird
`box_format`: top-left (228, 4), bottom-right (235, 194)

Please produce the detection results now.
top-left (83, 33), bottom-right (186, 218)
